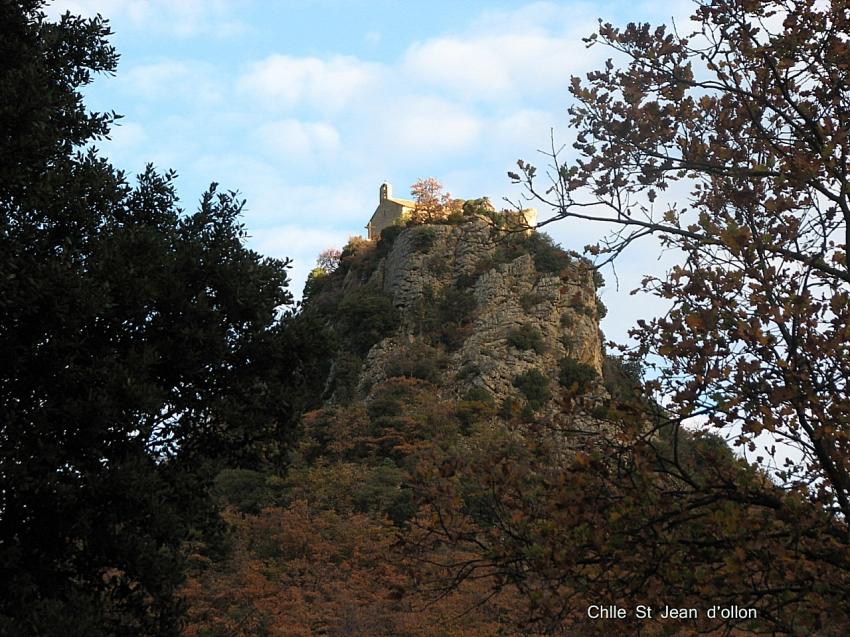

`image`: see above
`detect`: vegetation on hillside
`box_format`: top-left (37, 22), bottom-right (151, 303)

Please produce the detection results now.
top-left (6, 1), bottom-right (850, 635)
top-left (494, 0), bottom-right (850, 632)
top-left (182, 379), bottom-right (535, 636)
top-left (0, 3), bottom-right (323, 633)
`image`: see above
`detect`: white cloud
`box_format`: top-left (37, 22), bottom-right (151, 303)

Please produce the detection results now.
top-left (47, 0), bottom-right (248, 38)
top-left (97, 121), bottom-right (147, 167)
top-left (185, 153), bottom-right (378, 229)
top-left (237, 54), bottom-right (382, 112)
top-left (120, 61), bottom-right (223, 105)
top-left (61, 0), bottom-right (704, 322)
top-left (369, 96), bottom-right (483, 158)
top-left (469, 1), bottom-right (588, 33)
top-left (398, 0), bottom-right (701, 106)
top-left (251, 225), bottom-right (348, 261)
top-left (473, 1), bottom-right (692, 34)
top-left (403, 39), bottom-right (513, 99)
top-left (492, 108), bottom-right (557, 149)
top-left (256, 120), bottom-right (341, 161)
top-left (402, 7), bottom-right (601, 102)
top-left (106, 121), bottom-right (145, 150)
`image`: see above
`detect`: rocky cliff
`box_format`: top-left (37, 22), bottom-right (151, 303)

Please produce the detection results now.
top-left (307, 212), bottom-right (607, 418)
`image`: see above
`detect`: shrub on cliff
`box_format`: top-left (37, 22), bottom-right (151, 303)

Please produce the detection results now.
top-left (410, 284), bottom-right (477, 351)
top-left (558, 357), bottom-right (598, 393)
top-left (384, 342), bottom-right (443, 383)
top-left (337, 286), bottom-right (400, 356)
top-left (525, 233), bottom-right (574, 275)
top-left (602, 354), bottom-right (642, 404)
top-left (462, 197), bottom-right (495, 217)
top-left (455, 388), bottom-right (497, 430)
top-left (507, 325), bottom-right (547, 354)
top-left (409, 226), bottom-right (439, 251)
top-left (513, 369), bottom-right (552, 411)
top-left (487, 230), bottom-right (573, 277)
top-left (376, 224), bottom-right (404, 257)
top-left (338, 235), bottom-right (379, 279)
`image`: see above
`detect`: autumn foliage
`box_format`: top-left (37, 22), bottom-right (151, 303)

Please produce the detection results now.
top-left (496, 0), bottom-right (850, 633)
top-left (409, 177), bottom-right (462, 223)
top-left (184, 0), bottom-right (850, 631)
top-left (17, 0), bottom-right (850, 634)
top-left (181, 379), bottom-right (532, 636)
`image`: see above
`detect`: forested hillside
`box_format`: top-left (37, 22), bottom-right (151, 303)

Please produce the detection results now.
top-left (4, 1), bottom-right (850, 636)
top-left (182, 213), bottom-right (846, 636)
top-left (180, 214), bottom-right (633, 636)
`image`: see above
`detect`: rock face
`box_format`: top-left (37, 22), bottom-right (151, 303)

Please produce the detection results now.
top-left (379, 221), bottom-right (493, 309)
top-left (357, 218), bottom-right (604, 406)
top-left (462, 253), bottom-right (602, 399)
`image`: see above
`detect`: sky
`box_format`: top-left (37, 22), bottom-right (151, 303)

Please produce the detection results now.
top-left (47, 0), bottom-right (697, 346)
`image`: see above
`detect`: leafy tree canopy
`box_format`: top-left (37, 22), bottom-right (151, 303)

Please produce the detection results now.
top-left (0, 2), bottom-right (307, 634)
top-left (414, 0), bottom-right (850, 632)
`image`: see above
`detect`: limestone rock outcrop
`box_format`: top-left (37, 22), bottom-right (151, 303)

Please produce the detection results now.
top-left (356, 218), bottom-right (605, 407)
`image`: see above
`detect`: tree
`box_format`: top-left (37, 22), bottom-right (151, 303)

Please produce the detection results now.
top-left (410, 396), bottom-right (850, 634)
top-left (0, 0), bottom-right (118, 199)
top-left (511, 0), bottom-right (850, 521)
top-left (410, 177), bottom-right (461, 222)
top-left (316, 247), bottom-right (342, 273)
top-left (182, 379), bottom-right (532, 637)
top-left (415, 0), bottom-right (850, 632)
top-left (302, 248), bottom-right (341, 302)
top-left (0, 2), bottom-right (302, 634)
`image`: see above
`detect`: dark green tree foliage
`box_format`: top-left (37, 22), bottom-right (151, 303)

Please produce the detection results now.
top-left (284, 379), bottom-right (464, 525)
top-left (302, 268), bottom-right (328, 301)
top-left (408, 226), bottom-right (438, 251)
top-left (337, 286), bottom-right (400, 356)
top-left (434, 286), bottom-right (477, 349)
top-left (384, 342), bottom-right (443, 383)
top-left (485, 230), bottom-right (574, 276)
top-left (212, 468), bottom-right (287, 515)
top-left (525, 232), bottom-right (574, 275)
top-left (602, 354), bottom-right (642, 403)
top-left (455, 387), bottom-right (497, 431)
top-left (0, 1), bottom-right (118, 198)
top-left (513, 369), bottom-right (552, 411)
top-left (462, 197), bottom-right (494, 216)
top-left (0, 3), bottom-right (302, 634)
top-left (409, 284), bottom-right (477, 350)
top-left (506, 325), bottom-right (546, 354)
top-left (379, 223), bottom-right (404, 246)
top-left (305, 237), bottom-right (401, 360)
top-left (558, 357), bottom-right (598, 393)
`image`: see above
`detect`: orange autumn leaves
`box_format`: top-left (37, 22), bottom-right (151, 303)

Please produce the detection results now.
top-left (181, 379), bottom-right (530, 636)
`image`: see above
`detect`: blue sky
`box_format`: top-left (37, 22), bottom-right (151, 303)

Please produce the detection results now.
top-left (48, 0), bottom-right (695, 345)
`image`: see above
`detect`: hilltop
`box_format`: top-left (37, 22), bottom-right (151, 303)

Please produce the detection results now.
top-left (304, 206), bottom-right (611, 416)
top-left (179, 202), bottom-right (644, 636)
top-left (9, 0), bottom-right (849, 632)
